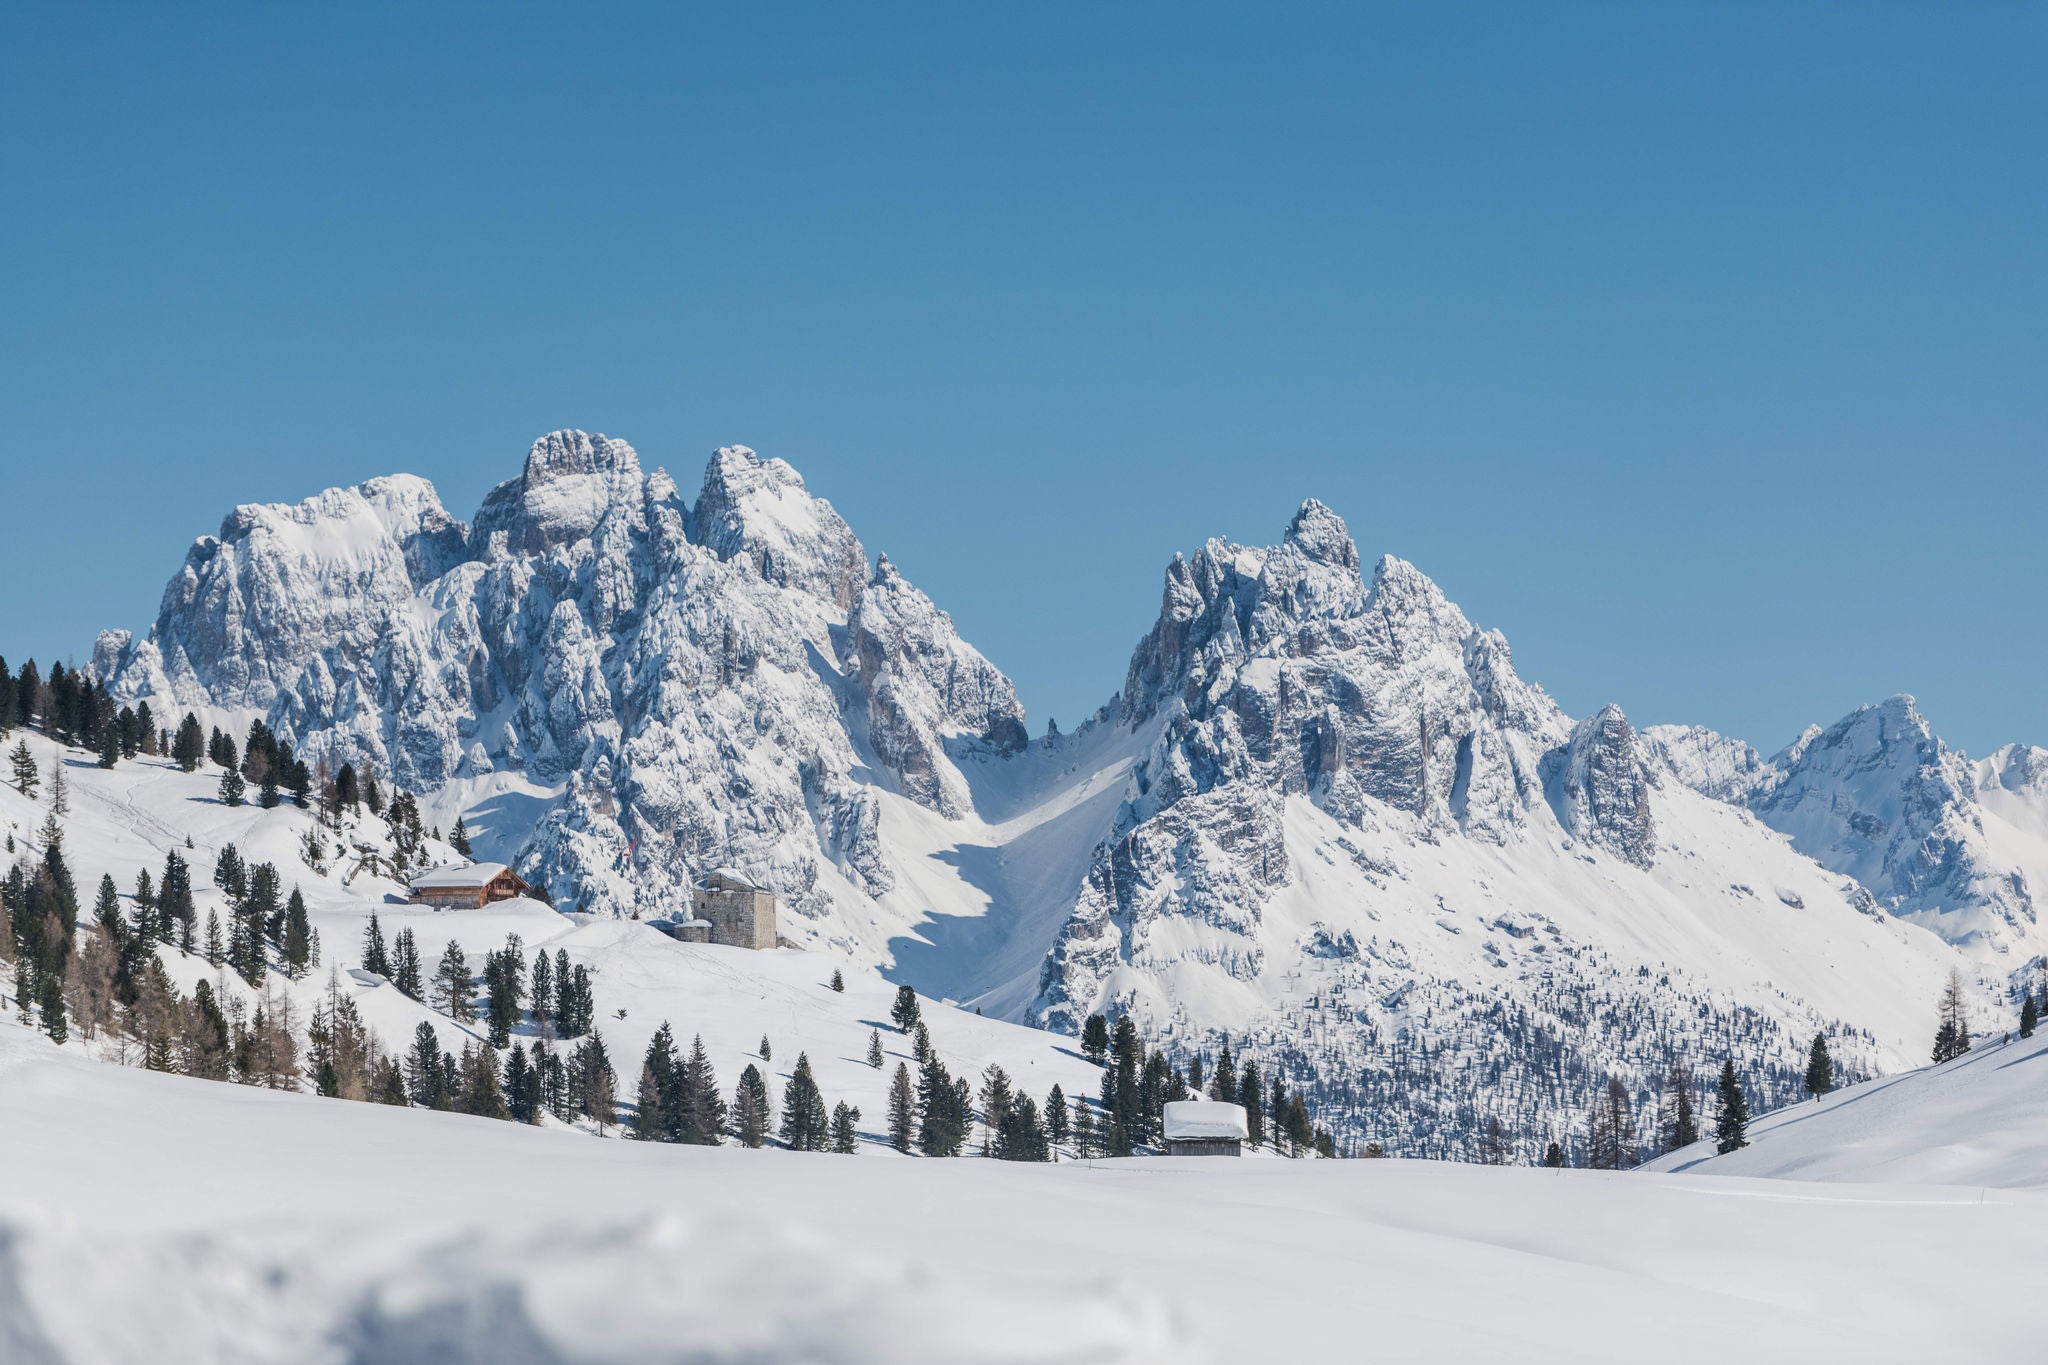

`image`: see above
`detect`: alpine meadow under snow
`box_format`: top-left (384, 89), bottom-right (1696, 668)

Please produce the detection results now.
top-left (2, 429), bottom-right (2045, 1361)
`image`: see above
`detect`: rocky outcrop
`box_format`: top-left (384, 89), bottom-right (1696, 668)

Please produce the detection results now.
top-left (1547, 704), bottom-right (1657, 869)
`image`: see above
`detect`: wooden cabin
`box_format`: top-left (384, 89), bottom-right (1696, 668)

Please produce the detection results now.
top-left (408, 861), bottom-right (531, 910)
top-left (1162, 1100), bottom-right (1249, 1156)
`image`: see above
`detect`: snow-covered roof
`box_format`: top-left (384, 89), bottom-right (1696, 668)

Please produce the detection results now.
top-left (1163, 1100), bottom-right (1248, 1142)
top-left (701, 867), bottom-right (762, 891)
top-left (410, 862), bottom-right (510, 890)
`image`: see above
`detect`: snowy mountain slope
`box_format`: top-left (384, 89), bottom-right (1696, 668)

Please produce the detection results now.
top-left (84, 432), bottom-right (2011, 1155)
top-left (1644, 1025), bottom-right (2048, 1189)
top-left (1020, 507), bottom-right (1969, 1153)
top-left (1647, 697), bottom-right (2048, 967)
top-left (6, 1015), bottom-right (2048, 1364)
top-left (97, 433), bottom-right (1029, 975)
top-left (0, 730), bottom-right (1102, 1143)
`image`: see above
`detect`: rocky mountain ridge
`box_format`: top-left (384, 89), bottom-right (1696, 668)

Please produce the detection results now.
top-left (92, 429), bottom-right (2035, 1154)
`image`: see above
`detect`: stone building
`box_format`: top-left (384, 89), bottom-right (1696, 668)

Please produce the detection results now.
top-left (678, 868), bottom-right (778, 950)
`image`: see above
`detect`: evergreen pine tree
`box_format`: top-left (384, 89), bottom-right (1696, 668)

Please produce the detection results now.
top-left (1803, 1033), bottom-right (1834, 1100)
top-left (172, 714), bottom-right (204, 772)
top-left (635, 1024), bottom-right (678, 1140)
top-left (450, 817), bottom-right (472, 856)
top-left (829, 967), bottom-right (844, 992)
top-left (1210, 1038), bottom-right (1237, 1104)
top-left (204, 909), bottom-right (225, 968)
top-left (779, 1052), bottom-right (829, 1151)
top-left (682, 1034), bottom-right (725, 1144)
top-left (38, 973), bottom-right (68, 1044)
top-left (912, 1021), bottom-right (932, 1063)
top-left (435, 940), bottom-right (475, 1022)
top-left (281, 889), bottom-right (312, 976)
top-left (218, 765), bottom-right (245, 807)
top-left (759, 1033), bottom-right (772, 1062)
top-left (830, 1101), bottom-right (861, 1154)
top-left (1714, 1057), bottom-right (1749, 1154)
top-left (1046, 1084), bottom-right (1069, 1152)
top-left (1081, 1012), bottom-right (1109, 1062)
top-left (392, 926), bottom-right (424, 1000)
top-left (8, 739), bottom-right (36, 798)
top-left (406, 1021), bottom-right (443, 1105)
top-left (866, 1029), bottom-right (885, 1068)
top-left (1238, 1058), bottom-right (1266, 1150)
top-left (888, 1061), bottom-right (916, 1152)
top-left (2021, 993), bottom-right (2038, 1040)
top-left (734, 1064), bottom-right (771, 1147)
top-left (97, 723), bottom-right (118, 769)
top-left (890, 984), bottom-right (921, 1033)
top-left (1542, 1140), bottom-right (1566, 1168)
top-left (361, 910), bottom-right (391, 978)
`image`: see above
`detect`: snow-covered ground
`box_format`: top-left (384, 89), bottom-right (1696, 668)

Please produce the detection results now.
top-left (0, 730), bottom-right (1101, 1143)
top-left (3, 1016), bottom-right (2044, 1364)
top-left (1646, 1025), bottom-right (2048, 1190)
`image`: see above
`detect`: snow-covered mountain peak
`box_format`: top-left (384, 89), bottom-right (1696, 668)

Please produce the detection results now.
top-left (693, 444), bottom-right (865, 611)
top-left (1280, 497), bottom-right (1361, 573)
top-left (472, 429), bottom-right (646, 557)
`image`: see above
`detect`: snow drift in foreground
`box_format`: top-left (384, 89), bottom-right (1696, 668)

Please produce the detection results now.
top-left (4, 1021), bottom-right (2047, 1365)
top-left (1646, 1025), bottom-right (2048, 1190)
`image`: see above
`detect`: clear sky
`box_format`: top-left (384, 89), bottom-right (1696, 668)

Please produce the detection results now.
top-left (2, 3), bottom-right (2041, 755)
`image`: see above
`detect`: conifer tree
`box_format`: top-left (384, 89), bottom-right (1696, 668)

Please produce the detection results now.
top-left (916, 1053), bottom-right (967, 1156)
top-left (1714, 1057), bottom-right (1749, 1154)
top-left (1046, 1084), bottom-right (1069, 1152)
top-left (829, 967), bottom-right (844, 992)
top-left (281, 889), bottom-right (312, 976)
top-left (890, 984), bottom-right (921, 1033)
top-left (734, 1064), bottom-right (771, 1147)
top-left (435, 941), bottom-right (475, 1022)
top-left (866, 1029), bottom-right (885, 1068)
top-left (1542, 1140), bottom-right (1566, 1168)
top-left (48, 762), bottom-right (67, 815)
top-left (779, 1052), bottom-right (829, 1151)
top-left (8, 739), bottom-right (36, 798)
top-left (172, 714), bottom-right (204, 772)
top-left (97, 723), bottom-right (118, 769)
top-left (361, 911), bottom-right (391, 978)
top-left (1932, 968), bottom-right (1972, 1062)
top-left (830, 1101), bottom-right (861, 1154)
top-left (912, 1021), bottom-right (932, 1063)
top-left (635, 1023), bottom-right (678, 1140)
top-left (218, 764), bottom-right (245, 808)
top-left (506, 1044), bottom-right (538, 1124)
top-left (38, 973), bottom-right (67, 1044)
top-left (1210, 1038), bottom-right (1237, 1104)
top-left (1081, 1012), bottom-right (1109, 1063)
top-left (392, 926), bottom-right (424, 1000)
top-left (1238, 1058), bottom-right (1266, 1150)
top-left (759, 1033), bottom-right (772, 1062)
top-left (450, 817), bottom-right (472, 856)
top-left (978, 1063), bottom-right (1016, 1156)
top-left (888, 1061), bottom-right (916, 1152)
top-left (2021, 993), bottom-right (2038, 1040)
top-left (530, 948), bottom-right (553, 1030)
top-left (1803, 1033), bottom-right (1834, 1101)
top-left (682, 1034), bottom-right (725, 1144)
top-left (1658, 1058), bottom-right (1699, 1152)
top-left (1072, 1095), bottom-right (1096, 1159)
top-left (406, 1021), bottom-right (444, 1106)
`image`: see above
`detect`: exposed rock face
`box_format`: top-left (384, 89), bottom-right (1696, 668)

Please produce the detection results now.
top-left (1548, 704), bottom-right (1657, 869)
top-left (1037, 501), bottom-right (1605, 1029)
top-left (99, 432), bottom-right (1023, 939)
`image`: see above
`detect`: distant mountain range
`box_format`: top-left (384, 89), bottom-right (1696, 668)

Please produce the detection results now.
top-left (92, 430), bottom-right (2048, 1155)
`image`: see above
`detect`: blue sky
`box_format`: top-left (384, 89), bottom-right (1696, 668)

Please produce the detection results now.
top-left (3, 3), bottom-right (2041, 754)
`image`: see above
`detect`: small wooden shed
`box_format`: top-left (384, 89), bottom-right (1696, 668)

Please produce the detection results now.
top-left (1162, 1100), bottom-right (1249, 1156)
